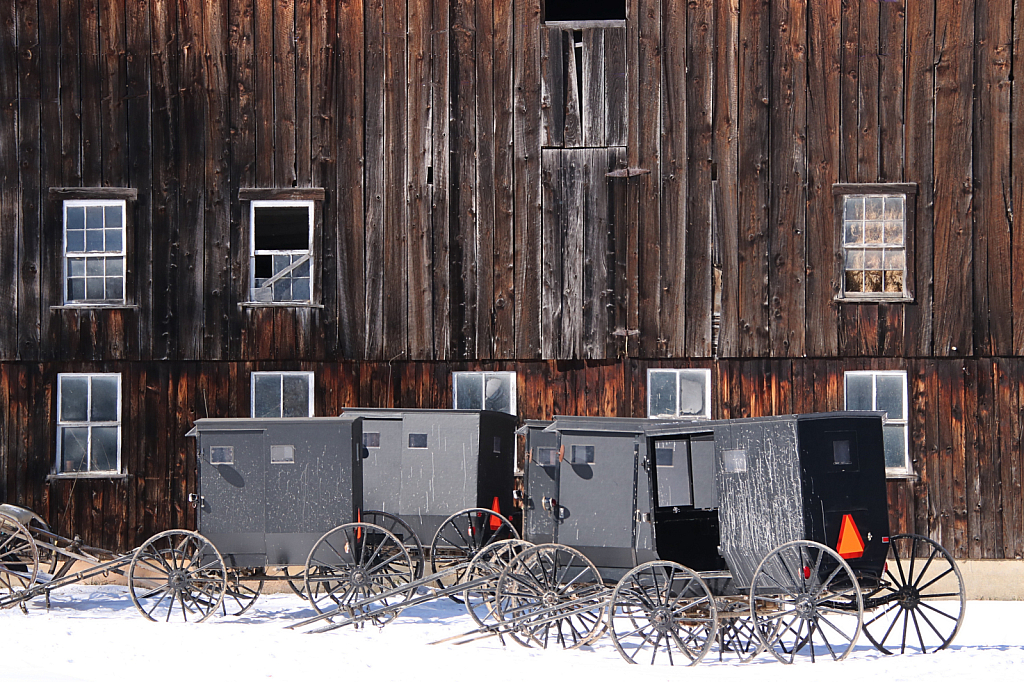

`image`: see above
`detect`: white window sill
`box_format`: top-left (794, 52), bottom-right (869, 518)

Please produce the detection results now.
top-left (51, 304), bottom-right (138, 310)
top-left (239, 302), bottom-right (323, 309)
top-left (835, 296), bottom-right (914, 304)
top-left (47, 472), bottom-right (131, 481)
top-left (885, 471), bottom-right (919, 481)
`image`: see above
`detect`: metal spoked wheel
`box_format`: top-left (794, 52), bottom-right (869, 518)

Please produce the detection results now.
top-left (494, 543), bottom-right (606, 650)
top-left (750, 540), bottom-right (863, 663)
top-left (0, 512), bottom-right (40, 596)
top-left (222, 572), bottom-right (264, 617)
top-left (462, 539), bottom-right (532, 629)
top-left (608, 561), bottom-right (717, 666)
top-left (861, 534), bottom-right (966, 654)
top-left (429, 508), bottom-right (519, 603)
top-left (713, 600), bottom-right (768, 662)
top-left (128, 530), bottom-right (227, 623)
top-left (362, 510), bottom-right (425, 580)
top-left (304, 522), bottom-right (415, 626)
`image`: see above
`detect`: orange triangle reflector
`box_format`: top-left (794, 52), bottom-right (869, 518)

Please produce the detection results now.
top-left (837, 514), bottom-right (865, 559)
top-left (490, 496), bottom-right (502, 530)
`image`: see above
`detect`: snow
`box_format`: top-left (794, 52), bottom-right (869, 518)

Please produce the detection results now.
top-left (2, 586), bottom-right (1022, 682)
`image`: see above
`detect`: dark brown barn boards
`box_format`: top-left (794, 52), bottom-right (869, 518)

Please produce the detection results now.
top-left (492, 0), bottom-right (515, 358)
top-left (337, 0), bottom-right (365, 358)
top-left (582, 29), bottom-right (605, 147)
top-left (513, 0), bottom-right (543, 358)
top-left (364, 0), bottom-right (385, 358)
top-left (562, 30), bottom-right (582, 148)
top-left (1016, 2), bottom-right (1024, 354)
top-left (974, 0), bottom-right (1012, 356)
top-left (17, 0), bottom-right (40, 361)
top-left (431, 0), bottom-right (451, 359)
top-left (294, 0), bottom-right (312, 186)
top-left (561, 150), bottom-right (584, 358)
top-left (804, 0), bottom-right (839, 357)
top-left (736, 0), bottom-right (768, 357)
top-left (310, 0), bottom-right (335, 358)
top-left (605, 27), bottom-right (627, 147)
top-left (100, 0), bottom-right (127, 184)
top-left (408, 0), bottom-right (433, 359)
top-left (975, 360), bottom-right (1002, 557)
top-left (79, 0), bottom-right (101, 185)
top-left (659, 0), bottom-right (686, 357)
top-left (635, 0), bottom-right (661, 357)
top-left (230, 0), bottom-right (256, 360)
top-left (932, 0), bottom-right (974, 357)
top-left (768, 0), bottom-right (805, 358)
top-left (383, 0), bottom-right (409, 360)
top-left (997, 359), bottom-right (1023, 557)
top-left (582, 149), bottom-right (612, 359)
top-left (475, 0), bottom-right (496, 360)
top-left (540, 26), bottom-right (564, 148)
top-left (58, 0), bottom-right (82, 188)
top-left (541, 150), bottom-right (564, 358)
top-left (274, 0), bottom-right (298, 187)
top-left (254, 0), bottom-right (274, 186)
top-left (38, 0), bottom-right (61, 362)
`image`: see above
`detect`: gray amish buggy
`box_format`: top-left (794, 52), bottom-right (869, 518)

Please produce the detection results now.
top-left (509, 412), bottom-right (966, 664)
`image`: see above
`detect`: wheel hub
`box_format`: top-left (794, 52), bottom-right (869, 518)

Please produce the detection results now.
top-left (897, 586), bottom-right (920, 609)
top-left (650, 607), bottom-right (674, 634)
top-left (350, 568), bottom-right (370, 587)
top-left (542, 591), bottom-right (559, 607)
top-left (795, 595), bottom-right (815, 617)
top-left (168, 569), bottom-right (187, 590)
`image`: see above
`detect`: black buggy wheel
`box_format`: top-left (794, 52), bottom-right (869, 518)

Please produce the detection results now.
top-left (429, 508), bottom-right (519, 603)
top-left (0, 512), bottom-right (39, 596)
top-left (494, 543), bottom-right (606, 650)
top-left (222, 572), bottom-right (264, 617)
top-left (861, 534), bottom-right (966, 654)
top-left (304, 522), bottom-right (415, 626)
top-left (462, 539), bottom-right (532, 629)
top-left (362, 510), bottom-right (425, 581)
top-left (608, 561), bottom-right (717, 666)
top-left (714, 599), bottom-right (768, 662)
top-left (128, 530), bottom-right (227, 623)
top-left (750, 540), bottom-right (864, 663)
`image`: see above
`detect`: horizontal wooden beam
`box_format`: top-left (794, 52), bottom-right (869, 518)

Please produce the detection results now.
top-left (238, 187), bottom-right (326, 201)
top-left (48, 187), bottom-right (139, 200)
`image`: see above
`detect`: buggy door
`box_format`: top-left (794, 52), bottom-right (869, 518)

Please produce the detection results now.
top-left (197, 428), bottom-right (266, 567)
top-left (524, 427), bottom-right (560, 544)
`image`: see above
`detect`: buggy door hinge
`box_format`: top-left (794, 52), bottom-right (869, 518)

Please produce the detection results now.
top-left (634, 510), bottom-right (651, 524)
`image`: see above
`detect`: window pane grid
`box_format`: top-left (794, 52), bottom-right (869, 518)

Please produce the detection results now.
top-left (841, 194), bottom-right (906, 296)
top-left (251, 371), bottom-right (313, 418)
top-left (844, 371), bottom-right (908, 474)
top-left (250, 201), bottom-right (314, 303)
top-left (57, 374), bottom-right (121, 474)
top-left (64, 201), bottom-right (127, 304)
top-left (647, 369), bottom-right (711, 419)
top-left (452, 371), bottom-right (516, 415)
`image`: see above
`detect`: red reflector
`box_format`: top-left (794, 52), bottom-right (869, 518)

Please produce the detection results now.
top-left (837, 514), bottom-right (866, 559)
top-left (356, 508), bottom-right (362, 540)
top-left (803, 566), bottom-right (811, 580)
top-left (490, 496), bottom-right (502, 530)
top-left (882, 536), bottom-right (890, 544)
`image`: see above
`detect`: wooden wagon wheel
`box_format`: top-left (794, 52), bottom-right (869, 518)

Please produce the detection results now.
top-left (303, 522), bottom-right (415, 627)
top-left (362, 510), bottom-right (425, 581)
top-left (0, 512), bottom-right (40, 597)
top-left (749, 540), bottom-right (863, 663)
top-left (608, 561), bottom-right (717, 666)
top-left (462, 538), bottom-right (532, 629)
top-left (429, 507), bottom-right (519, 603)
top-left (861, 534), bottom-right (966, 654)
top-left (128, 529), bottom-right (227, 623)
top-left (493, 543), bottom-right (606, 650)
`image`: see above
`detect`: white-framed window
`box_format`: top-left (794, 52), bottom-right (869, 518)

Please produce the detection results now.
top-left (63, 200), bottom-right (126, 304)
top-left (249, 200), bottom-right (314, 303)
top-left (844, 370), bottom-right (910, 475)
top-left (56, 373), bottom-right (122, 474)
top-left (452, 371), bottom-right (517, 415)
top-left (251, 371), bottom-right (314, 418)
top-left (647, 368), bottom-right (712, 419)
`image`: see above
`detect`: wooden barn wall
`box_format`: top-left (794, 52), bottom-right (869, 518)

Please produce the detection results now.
top-left (0, 358), bottom-right (1019, 557)
top-left (0, 0), bottom-right (1020, 364)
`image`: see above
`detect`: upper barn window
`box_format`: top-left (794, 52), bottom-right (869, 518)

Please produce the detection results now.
top-left (833, 184), bottom-right (916, 302)
top-left (453, 371), bottom-right (517, 415)
top-left (647, 368), bottom-right (712, 420)
top-left (63, 200), bottom-right (127, 305)
top-left (544, 0), bottom-right (625, 22)
top-left (249, 200), bottom-right (314, 303)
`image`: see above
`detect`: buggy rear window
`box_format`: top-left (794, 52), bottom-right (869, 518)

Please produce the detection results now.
top-left (535, 447), bottom-right (558, 467)
top-left (570, 445), bottom-right (595, 465)
top-left (210, 446), bottom-right (233, 465)
top-left (409, 433), bottom-right (428, 449)
top-left (363, 432), bottom-right (380, 448)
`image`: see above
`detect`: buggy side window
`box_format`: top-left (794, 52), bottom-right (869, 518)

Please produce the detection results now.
top-left (210, 446), bottom-right (234, 465)
top-left (570, 444), bottom-right (594, 465)
top-left (535, 446), bottom-right (559, 467)
top-left (409, 433), bottom-right (428, 449)
top-left (363, 432), bottom-right (381, 448)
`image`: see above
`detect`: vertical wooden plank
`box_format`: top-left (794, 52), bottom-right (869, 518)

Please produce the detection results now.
top-left (736, 0), bottom-right (768, 357)
top-left (492, 0), bottom-right (515, 358)
top-left (997, 359), bottom-right (1022, 557)
top-left (931, 0), bottom-right (974, 356)
top-left (604, 27), bottom-right (626, 147)
top-left (274, 0), bottom-right (297, 186)
top-left (100, 0), bottom-right (127, 184)
top-left (923, 361), bottom-right (940, 540)
top-left (582, 148), bottom-right (611, 359)
top-left (407, 0), bottom-right (433, 358)
top-left (58, 0), bottom-right (82, 188)
top-left (659, 0), bottom-right (686, 357)
top-left (582, 28), bottom-right (605, 147)
top-left (364, 0), bottom-right (385, 358)
top-left (540, 25), bottom-right (564, 148)
top-left (1015, 0), bottom-right (1024, 354)
top-left (768, 0), bottom-right (806, 358)
top-left (964, 358), bottom-right (982, 559)
top-left (205, 0), bottom-right (231, 361)
top-left (541, 150), bottom-right (562, 358)
top-left (1, 4), bottom-right (19, 356)
top-left (684, 0), bottom-right (714, 357)
top-left (607, 169), bottom-right (628, 358)
top-left (337, 0), bottom-right (365, 358)
top-left (254, 0), bottom-right (274, 186)
top-left (39, 0), bottom-right (62, 362)
top-left (80, 0), bottom-right (101, 184)
top-left (714, 0), bottom-right (740, 357)
top-left (974, 0), bottom-right (1013, 355)
top-left (475, 0), bottom-right (495, 358)
top-left (950, 360), bottom-right (968, 557)
top-left (430, 0), bottom-right (450, 359)
top-left (561, 150), bottom-right (584, 359)
top-left (514, 0), bottom-right (543, 358)
top-left (562, 29), bottom-right (582, 147)
top-left (451, 0), bottom-right (477, 358)
top-left (804, 0), bottom-right (839, 357)
top-left (383, 0), bottom-right (409, 359)
top-left (902, 0), bottom-right (934, 356)
top-left (976, 359), bottom-right (1002, 557)
top-left (294, 0), bottom-right (312, 185)
top-left (230, 0), bottom-right (256, 362)
top-left (17, 0), bottom-right (40, 361)
top-left (636, 0), bottom-right (661, 357)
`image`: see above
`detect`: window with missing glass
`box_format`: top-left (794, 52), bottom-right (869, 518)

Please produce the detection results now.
top-left (545, 0), bottom-right (625, 21)
top-left (251, 371), bottom-right (314, 418)
top-left (63, 200), bottom-right (126, 304)
top-left (833, 184), bottom-right (916, 302)
top-left (56, 373), bottom-right (122, 474)
top-left (647, 368), bottom-right (711, 419)
top-left (844, 370), bottom-right (910, 475)
top-left (452, 371), bottom-right (517, 415)
top-left (249, 200), bottom-right (314, 303)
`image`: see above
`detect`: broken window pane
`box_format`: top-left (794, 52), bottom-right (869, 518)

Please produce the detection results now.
top-left (250, 201), bottom-right (313, 303)
top-left (452, 371), bottom-right (517, 414)
top-left (545, 0), bottom-right (625, 21)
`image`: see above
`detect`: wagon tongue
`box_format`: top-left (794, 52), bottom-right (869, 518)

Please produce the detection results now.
top-left (836, 513), bottom-right (866, 559)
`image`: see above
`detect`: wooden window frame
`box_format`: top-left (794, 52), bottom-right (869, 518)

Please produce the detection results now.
top-left (55, 373), bottom-right (123, 476)
top-left (250, 371), bottom-right (315, 418)
top-left (452, 371), bottom-right (518, 415)
top-left (646, 368), bottom-right (712, 420)
top-left (247, 200), bottom-right (316, 305)
top-left (543, 0), bottom-right (626, 24)
top-left (832, 183), bottom-right (917, 303)
top-left (843, 370), bottom-right (912, 477)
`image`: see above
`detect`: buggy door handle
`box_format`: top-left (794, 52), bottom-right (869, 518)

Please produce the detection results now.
top-left (634, 510), bottom-right (651, 523)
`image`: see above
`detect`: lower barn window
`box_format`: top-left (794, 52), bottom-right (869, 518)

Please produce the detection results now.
top-left (452, 371), bottom-right (517, 415)
top-left (251, 371), bottom-right (314, 418)
top-left (647, 368), bottom-right (712, 419)
top-left (57, 373), bottom-right (122, 474)
top-left (844, 370), bottom-right (910, 476)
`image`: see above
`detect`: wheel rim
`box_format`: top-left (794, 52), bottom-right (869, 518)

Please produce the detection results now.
top-left (750, 540), bottom-right (863, 663)
top-left (429, 508), bottom-right (519, 603)
top-left (714, 608), bottom-right (768, 662)
top-left (463, 539), bottom-right (532, 628)
top-left (0, 512), bottom-right (39, 596)
top-left (362, 510), bottom-right (425, 580)
top-left (128, 530), bottom-right (226, 623)
top-left (608, 561), bottom-right (717, 666)
top-left (222, 573), bottom-right (264, 617)
top-left (862, 534), bottom-right (966, 654)
top-left (304, 522), bottom-right (414, 626)
top-left (494, 543), bottom-right (606, 650)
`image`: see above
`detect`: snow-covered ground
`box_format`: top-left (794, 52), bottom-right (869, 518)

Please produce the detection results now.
top-left (2, 586), bottom-right (1021, 682)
